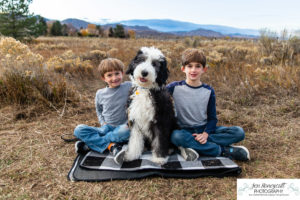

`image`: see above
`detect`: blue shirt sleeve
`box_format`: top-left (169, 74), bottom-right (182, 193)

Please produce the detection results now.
top-left (166, 82), bottom-right (175, 95)
top-left (204, 88), bottom-right (218, 134)
top-left (166, 81), bottom-right (184, 95)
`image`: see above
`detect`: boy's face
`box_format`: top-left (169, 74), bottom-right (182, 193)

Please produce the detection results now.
top-left (181, 62), bottom-right (207, 82)
top-left (101, 70), bottom-right (124, 88)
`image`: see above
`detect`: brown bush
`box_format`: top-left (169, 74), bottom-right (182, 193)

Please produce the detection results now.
top-left (0, 67), bottom-right (77, 108)
top-left (46, 50), bottom-right (94, 78)
top-left (26, 36), bottom-right (300, 102)
top-left (81, 50), bottom-right (107, 65)
top-left (0, 37), bottom-right (78, 108)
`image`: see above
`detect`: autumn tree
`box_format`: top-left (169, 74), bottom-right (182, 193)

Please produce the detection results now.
top-left (128, 29), bottom-right (136, 39)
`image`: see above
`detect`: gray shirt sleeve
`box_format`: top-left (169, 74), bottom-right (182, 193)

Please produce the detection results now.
top-left (95, 90), bottom-right (105, 126)
top-left (172, 83), bottom-right (214, 129)
top-left (94, 81), bottom-right (132, 127)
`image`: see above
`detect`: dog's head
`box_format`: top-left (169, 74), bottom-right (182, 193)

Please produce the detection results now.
top-left (126, 47), bottom-right (169, 89)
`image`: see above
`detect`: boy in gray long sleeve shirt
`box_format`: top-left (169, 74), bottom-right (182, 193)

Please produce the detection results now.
top-left (74, 58), bottom-right (131, 164)
top-left (167, 49), bottom-right (250, 161)
top-left (95, 81), bottom-right (131, 127)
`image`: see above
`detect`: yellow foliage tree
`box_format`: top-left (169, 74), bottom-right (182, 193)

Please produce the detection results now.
top-left (80, 29), bottom-right (89, 37)
top-left (87, 24), bottom-right (98, 36)
top-left (87, 24), bottom-right (96, 29)
top-left (128, 29), bottom-right (136, 39)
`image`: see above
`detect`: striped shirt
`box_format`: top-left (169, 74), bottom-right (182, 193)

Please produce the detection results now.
top-left (167, 80), bottom-right (217, 134)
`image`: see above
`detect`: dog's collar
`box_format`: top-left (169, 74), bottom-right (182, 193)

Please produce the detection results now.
top-left (137, 86), bottom-right (148, 90)
top-left (134, 86), bottom-right (147, 95)
top-left (134, 87), bottom-right (165, 96)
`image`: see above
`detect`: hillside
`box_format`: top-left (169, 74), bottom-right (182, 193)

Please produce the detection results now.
top-left (120, 19), bottom-right (259, 36)
top-left (62, 18), bottom-right (90, 29)
top-left (100, 24), bottom-right (176, 38)
top-left (172, 28), bottom-right (224, 37)
top-left (56, 18), bottom-right (259, 38)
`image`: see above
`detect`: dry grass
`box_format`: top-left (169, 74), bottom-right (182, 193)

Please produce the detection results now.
top-left (0, 38), bottom-right (78, 114)
top-left (0, 36), bottom-right (300, 199)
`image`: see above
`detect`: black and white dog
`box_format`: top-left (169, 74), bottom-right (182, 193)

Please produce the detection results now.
top-left (124, 47), bottom-right (178, 164)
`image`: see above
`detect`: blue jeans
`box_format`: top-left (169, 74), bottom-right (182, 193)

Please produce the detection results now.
top-left (171, 126), bottom-right (245, 157)
top-left (74, 124), bottom-right (130, 153)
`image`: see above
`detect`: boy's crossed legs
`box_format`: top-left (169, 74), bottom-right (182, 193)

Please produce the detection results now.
top-left (74, 124), bottom-right (129, 153)
top-left (171, 126), bottom-right (250, 161)
top-left (74, 124), bottom-right (129, 164)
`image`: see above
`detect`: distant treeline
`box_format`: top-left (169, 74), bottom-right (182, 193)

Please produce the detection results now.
top-left (0, 0), bottom-right (135, 40)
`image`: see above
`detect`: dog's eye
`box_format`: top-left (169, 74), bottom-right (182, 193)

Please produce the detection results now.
top-left (152, 61), bottom-right (161, 67)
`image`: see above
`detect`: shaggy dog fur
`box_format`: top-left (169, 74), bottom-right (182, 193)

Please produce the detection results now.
top-left (124, 47), bottom-right (178, 164)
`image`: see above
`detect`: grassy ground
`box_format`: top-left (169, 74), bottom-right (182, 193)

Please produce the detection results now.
top-left (0, 37), bottom-right (300, 199)
top-left (1, 80), bottom-right (299, 199)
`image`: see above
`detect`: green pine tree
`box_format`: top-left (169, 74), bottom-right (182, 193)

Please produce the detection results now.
top-left (114, 24), bottom-right (125, 38)
top-left (50, 21), bottom-right (63, 36)
top-left (108, 27), bottom-right (114, 37)
top-left (35, 15), bottom-right (47, 36)
top-left (61, 24), bottom-right (69, 36)
top-left (0, 0), bottom-right (44, 40)
top-left (96, 25), bottom-right (103, 37)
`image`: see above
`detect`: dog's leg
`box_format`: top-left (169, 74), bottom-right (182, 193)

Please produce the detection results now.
top-left (152, 136), bottom-right (169, 165)
top-left (124, 127), bottom-right (144, 161)
top-left (151, 127), bottom-right (169, 165)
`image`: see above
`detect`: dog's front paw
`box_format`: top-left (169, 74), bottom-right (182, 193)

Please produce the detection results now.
top-left (124, 151), bottom-right (140, 162)
top-left (152, 155), bottom-right (168, 165)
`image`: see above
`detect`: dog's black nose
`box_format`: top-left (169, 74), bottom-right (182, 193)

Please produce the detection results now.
top-left (141, 70), bottom-right (148, 77)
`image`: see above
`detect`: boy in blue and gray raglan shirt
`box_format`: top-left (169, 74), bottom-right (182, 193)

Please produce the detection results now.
top-left (167, 48), bottom-right (250, 161)
top-left (74, 58), bottom-right (131, 165)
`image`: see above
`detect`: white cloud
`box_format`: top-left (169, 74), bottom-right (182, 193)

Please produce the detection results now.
top-left (29, 0), bottom-right (300, 31)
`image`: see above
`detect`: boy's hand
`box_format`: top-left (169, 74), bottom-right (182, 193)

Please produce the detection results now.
top-left (192, 132), bottom-right (209, 144)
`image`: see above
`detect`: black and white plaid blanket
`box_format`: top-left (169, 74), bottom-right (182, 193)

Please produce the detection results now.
top-left (68, 151), bottom-right (242, 181)
top-left (80, 151), bottom-right (239, 171)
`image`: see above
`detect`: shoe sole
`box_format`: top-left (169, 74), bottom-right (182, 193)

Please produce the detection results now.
top-left (74, 141), bottom-right (81, 154)
top-left (185, 148), bottom-right (199, 161)
top-left (114, 149), bottom-right (125, 165)
top-left (179, 147), bottom-right (199, 161)
top-left (232, 145), bottom-right (251, 161)
top-left (75, 141), bottom-right (90, 154)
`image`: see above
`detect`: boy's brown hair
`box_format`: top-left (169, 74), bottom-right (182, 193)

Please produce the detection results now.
top-left (181, 48), bottom-right (206, 67)
top-left (98, 58), bottom-right (124, 77)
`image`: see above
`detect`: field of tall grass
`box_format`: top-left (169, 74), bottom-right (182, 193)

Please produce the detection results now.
top-left (0, 36), bottom-right (299, 199)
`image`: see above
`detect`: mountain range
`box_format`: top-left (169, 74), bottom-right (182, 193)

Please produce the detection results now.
top-left (59, 18), bottom-right (259, 38)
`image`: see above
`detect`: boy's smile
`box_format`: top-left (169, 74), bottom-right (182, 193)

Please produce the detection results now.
top-left (181, 62), bottom-right (206, 86)
top-left (102, 70), bottom-right (124, 88)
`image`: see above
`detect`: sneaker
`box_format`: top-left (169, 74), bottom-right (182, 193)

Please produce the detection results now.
top-left (222, 145), bottom-right (250, 161)
top-left (114, 149), bottom-right (125, 165)
top-left (110, 144), bottom-right (125, 165)
top-left (75, 141), bottom-right (90, 154)
top-left (179, 147), bottom-right (199, 161)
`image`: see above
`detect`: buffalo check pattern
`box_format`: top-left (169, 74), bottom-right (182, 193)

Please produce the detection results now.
top-left (80, 151), bottom-right (239, 171)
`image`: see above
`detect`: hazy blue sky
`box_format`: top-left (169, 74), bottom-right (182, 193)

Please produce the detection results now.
top-left (29, 0), bottom-right (300, 31)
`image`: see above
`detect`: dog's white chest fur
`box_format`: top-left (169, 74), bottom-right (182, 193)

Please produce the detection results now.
top-left (124, 46), bottom-right (172, 165)
top-left (128, 88), bottom-right (155, 138)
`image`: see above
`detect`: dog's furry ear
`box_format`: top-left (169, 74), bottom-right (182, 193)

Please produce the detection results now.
top-left (156, 57), bottom-right (169, 86)
top-left (126, 50), bottom-right (143, 75)
top-left (126, 62), bottom-right (134, 75)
